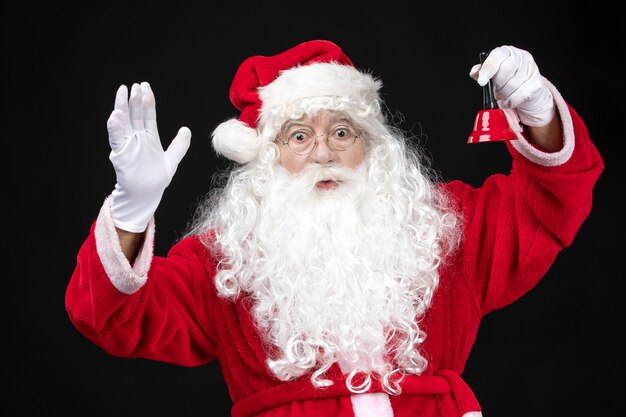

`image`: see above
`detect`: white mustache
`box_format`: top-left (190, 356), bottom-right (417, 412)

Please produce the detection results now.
top-left (299, 164), bottom-right (359, 187)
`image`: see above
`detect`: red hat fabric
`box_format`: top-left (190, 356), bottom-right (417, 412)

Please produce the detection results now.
top-left (211, 40), bottom-right (381, 164)
top-left (231, 40), bottom-right (354, 128)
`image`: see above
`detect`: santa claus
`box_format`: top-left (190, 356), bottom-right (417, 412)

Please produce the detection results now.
top-left (66, 40), bottom-right (603, 416)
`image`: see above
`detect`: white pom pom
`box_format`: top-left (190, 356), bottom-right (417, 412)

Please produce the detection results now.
top-left (211, 118), bottom-right (262, 164)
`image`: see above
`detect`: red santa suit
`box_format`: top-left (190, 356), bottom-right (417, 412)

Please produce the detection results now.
top-left (65, 80), bottom-right (603, 417)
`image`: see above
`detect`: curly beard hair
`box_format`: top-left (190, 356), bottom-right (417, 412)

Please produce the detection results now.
top-left (187, 118), bottom-right (461, 395)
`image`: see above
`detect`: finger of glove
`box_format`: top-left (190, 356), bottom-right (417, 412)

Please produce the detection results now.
top-left (129, 83), bottom-right (145, 131)
top-left (107, 109), bottom-right (134, 152)
top-left (164, 127), bottom-right (192, 176)
top-left (475, 46), bottom-right (512, 87)
top-left (499, 74), bottom-right (547, 112)
top-left (493, 49), bottom-right (540, 108)
top-left (114, 84), bottom-right (129, 113)
top-left (107, 85), bottom-right (134, 152)
top-left (469, 63), bottom-right (482, 81)
top-left (491, 47), bottom-right (529, 102)
top-left (141, 82), bottom-right (159, 138)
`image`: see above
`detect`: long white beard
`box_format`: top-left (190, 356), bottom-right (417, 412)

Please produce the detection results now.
top-left (242, 163), bottom-right (434, 392)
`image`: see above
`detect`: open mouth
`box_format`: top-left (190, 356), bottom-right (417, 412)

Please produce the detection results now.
top-left (315, 179), bottom-right (339, 190)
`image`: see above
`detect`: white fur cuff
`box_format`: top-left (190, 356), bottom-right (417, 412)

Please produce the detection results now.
top-left (94, 195), bottom-right (155, 294)
top-left (509, 77), bottom-right (575, 167)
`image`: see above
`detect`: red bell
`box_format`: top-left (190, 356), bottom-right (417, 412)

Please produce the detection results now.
top-left (468, 109), bottom-right (517, 144)
top-left (468, 51), bottom-right (517, 144)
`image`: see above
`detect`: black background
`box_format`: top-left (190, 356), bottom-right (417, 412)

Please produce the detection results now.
top-left (4, 1), bottom-right (624, 416)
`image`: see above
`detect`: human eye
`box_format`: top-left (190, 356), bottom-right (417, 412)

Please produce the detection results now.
top-left (289, 129), bottom-right (313, 143)
top-left (332, 126), bottom-right (354, 140)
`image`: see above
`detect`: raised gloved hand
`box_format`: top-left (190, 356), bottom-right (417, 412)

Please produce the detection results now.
top-left (107, 82), bottom-right (191, 233)
top-left (469, 45), bottom-right (555, 127)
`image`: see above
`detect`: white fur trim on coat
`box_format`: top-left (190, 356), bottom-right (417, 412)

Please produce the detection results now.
top-left (338, 354), bottom-right (393, 417)
top-left (509, 77), bottom-right (575, 166)
top-left (94, 195), bottom-right (155, 294)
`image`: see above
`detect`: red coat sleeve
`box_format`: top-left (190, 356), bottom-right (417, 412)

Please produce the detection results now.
top-left (445, 103), bottom-right (604, 316)
top-left (65, 221), bottom-right (220, 367)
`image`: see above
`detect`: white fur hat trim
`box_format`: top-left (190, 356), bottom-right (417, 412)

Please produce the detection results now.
top-left (211, 118), bottom-right (262, 164)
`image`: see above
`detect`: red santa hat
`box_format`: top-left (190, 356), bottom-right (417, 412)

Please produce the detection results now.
top-left (212, 40), bottom-right (383, 163)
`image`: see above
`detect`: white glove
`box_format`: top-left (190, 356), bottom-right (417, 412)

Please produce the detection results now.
top-left (469, 45), bottom-right (555, 127)
top-left (107, 82), bottom-right (191, 233)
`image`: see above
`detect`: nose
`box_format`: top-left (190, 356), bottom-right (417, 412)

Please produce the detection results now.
top-left (310, 134), bottom-right (336, 164)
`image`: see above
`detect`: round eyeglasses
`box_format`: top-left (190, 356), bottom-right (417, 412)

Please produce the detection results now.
top-left (277, 125), bottom-right (361, 156)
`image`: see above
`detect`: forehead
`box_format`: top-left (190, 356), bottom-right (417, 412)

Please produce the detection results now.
top-left (281, 110), bottom-right (353, 129)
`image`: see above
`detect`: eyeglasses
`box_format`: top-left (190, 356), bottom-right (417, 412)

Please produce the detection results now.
top-left (277, 125), bottom-right (361, 156)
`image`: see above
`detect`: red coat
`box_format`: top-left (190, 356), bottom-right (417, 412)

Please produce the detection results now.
top-left (65, 87), bottom-right (603, 417)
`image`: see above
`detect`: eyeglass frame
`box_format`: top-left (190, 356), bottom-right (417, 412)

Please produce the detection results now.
top-left (276, 124), bottom-right (362, 156)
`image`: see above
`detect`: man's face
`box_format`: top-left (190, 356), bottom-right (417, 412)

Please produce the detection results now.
top-left (276, 110), bottom-right (366, 190)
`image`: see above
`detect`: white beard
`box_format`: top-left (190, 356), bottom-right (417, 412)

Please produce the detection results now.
top-left (243, 162), bottom-right (433, 390)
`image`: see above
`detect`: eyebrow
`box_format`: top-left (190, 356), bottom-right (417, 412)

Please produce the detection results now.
top-left (282, 116), bottom-right (353, 132)
top-left (282, 121), bottom-right (311, 131)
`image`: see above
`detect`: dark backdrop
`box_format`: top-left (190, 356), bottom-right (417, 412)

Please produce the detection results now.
top-left (4, 1), bottom-right (623, 416)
